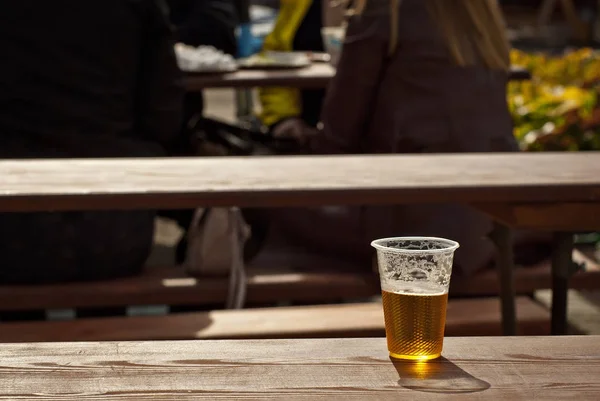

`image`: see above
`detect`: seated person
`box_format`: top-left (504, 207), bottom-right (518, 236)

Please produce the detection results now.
top-left (266, 0), bottom-right (541, 277)
top-left (0, 0), bottom-right (183, 283)
top-left (168, 0), bottom-right (239, 56)
top-left (166, 1), bottom-right (244, 262)
top-left (167, 0), bottom-right (239, 139)
top-left (259, 0), bottom-right (326, 138)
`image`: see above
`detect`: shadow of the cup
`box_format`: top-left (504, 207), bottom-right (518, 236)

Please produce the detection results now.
top-left (391, 356), bottom-right (491, 394)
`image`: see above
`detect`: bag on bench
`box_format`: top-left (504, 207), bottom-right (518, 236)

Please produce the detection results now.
top-left (184, 208), bottom-right (251, 309)
top-left (189, 115), bottom-right (301, 157)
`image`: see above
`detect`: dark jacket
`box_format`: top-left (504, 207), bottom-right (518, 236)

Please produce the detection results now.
top-left (168, 0), bottom-right (239, 55)
top-left (273, 0), bottom-right (518, 276)
top-left (167, 0), bottom-right (239, 135)
top-left (0, 0), bottom-right (183, 158)
top-left (0, 0), bottom-right (183, 283)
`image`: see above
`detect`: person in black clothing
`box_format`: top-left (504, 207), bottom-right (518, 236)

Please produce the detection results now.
top-left (0, 0), bottom-right (183, 283)
top-left (168, 0), bottom-right (239, 55)
top-left (165, 0), bottom-right (245, 263)
top-left (167, 0), bottom-right (240, 129)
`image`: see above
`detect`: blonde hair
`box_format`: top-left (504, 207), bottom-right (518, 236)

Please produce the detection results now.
top-left (350, 0), bottom-right (510, 70)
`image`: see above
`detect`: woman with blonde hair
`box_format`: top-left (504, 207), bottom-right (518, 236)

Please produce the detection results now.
top-left (267, 0), bottom-right (524, 276)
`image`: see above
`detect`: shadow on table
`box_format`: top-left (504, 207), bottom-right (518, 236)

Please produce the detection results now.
top-left (391, 356), bottom-right (490, 394)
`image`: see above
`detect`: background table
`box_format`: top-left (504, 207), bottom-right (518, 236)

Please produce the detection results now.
top-left (0, 337), bottom-right (598, 399)
top-left (184, 64), bottom-right (532, 90)
top-left (185, 63), bottom-right (336, 90)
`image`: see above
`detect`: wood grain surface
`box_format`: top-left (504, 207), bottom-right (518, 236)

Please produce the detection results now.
top-left (0, 153), bottom-right (598, 212)
top-left (0, 336), bottom-right (598, 400)
top-left (183, 64), bottom-right (530, 90)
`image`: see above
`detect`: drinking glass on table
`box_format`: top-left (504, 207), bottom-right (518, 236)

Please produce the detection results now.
top-left (371, 237), bottom-right (459, 361)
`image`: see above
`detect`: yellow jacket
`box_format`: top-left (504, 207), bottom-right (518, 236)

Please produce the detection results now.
top-left (259, 0), bottom-right (314, 127)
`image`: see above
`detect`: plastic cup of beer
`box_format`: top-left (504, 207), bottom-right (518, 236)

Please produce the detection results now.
top-left (371, 237), bottom-right (459, 361)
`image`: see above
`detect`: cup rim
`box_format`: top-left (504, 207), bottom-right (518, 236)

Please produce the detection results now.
top-left (371, 236), bottom-right (460, 254)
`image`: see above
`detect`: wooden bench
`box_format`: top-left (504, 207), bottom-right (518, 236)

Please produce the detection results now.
top-left (0, 267), bottom-right (379, 312)
top-left (0, 250), bottom-right (598, 312)
top-left (0, 154), bottom-right (598, 336)
top-left (451, 248), bottom-right (600, 295)
top-left (537, 0), bottom-right (588, 41)
top-left (0, 297), bottom-right (549, 343)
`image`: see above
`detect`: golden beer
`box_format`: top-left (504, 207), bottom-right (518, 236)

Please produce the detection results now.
top-left (381, 289), bottom-right (448, 360)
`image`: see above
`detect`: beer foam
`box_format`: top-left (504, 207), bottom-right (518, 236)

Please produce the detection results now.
top-left (381, 281), bottom-right (447, 296)
top-left (373, 239), bottom-right (455, 293)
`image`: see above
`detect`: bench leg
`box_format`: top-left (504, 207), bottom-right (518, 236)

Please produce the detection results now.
top-left (551, 232), bottom-right (573, 335)
top-left (236, 89), bottom-right (254, 123)
top-left (490, 222), bottom-right (517, 336)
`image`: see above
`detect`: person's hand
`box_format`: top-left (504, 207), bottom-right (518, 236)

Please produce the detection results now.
top-left (271, 118), bottom-right (317, 144)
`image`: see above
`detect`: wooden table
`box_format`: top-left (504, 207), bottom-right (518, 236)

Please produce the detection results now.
top-left (184, 63), bottom-right (336, 90)
top-left (184, 64), bottom-right (531, 90)
top-left (1, 153), bottom-right (599, 335)
top-left (0, 337), bottom-right (598, 399)
top-left (1, 153), bottom-right (596, 211)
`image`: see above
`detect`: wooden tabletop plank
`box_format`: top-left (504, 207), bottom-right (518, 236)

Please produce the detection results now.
top-left (183, 64), bottom-right (531, 90)
top-left (0, 153), bottom-right (598, 212)
top-left (0, 337), bottom-right (598, 400)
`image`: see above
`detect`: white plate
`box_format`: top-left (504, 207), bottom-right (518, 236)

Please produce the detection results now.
top-left (175, 43), bottom-right (238, 73)
top-left (180, 65), bottom-right (238, 74)
top-left (238, 51), bottom-right (311, 69)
